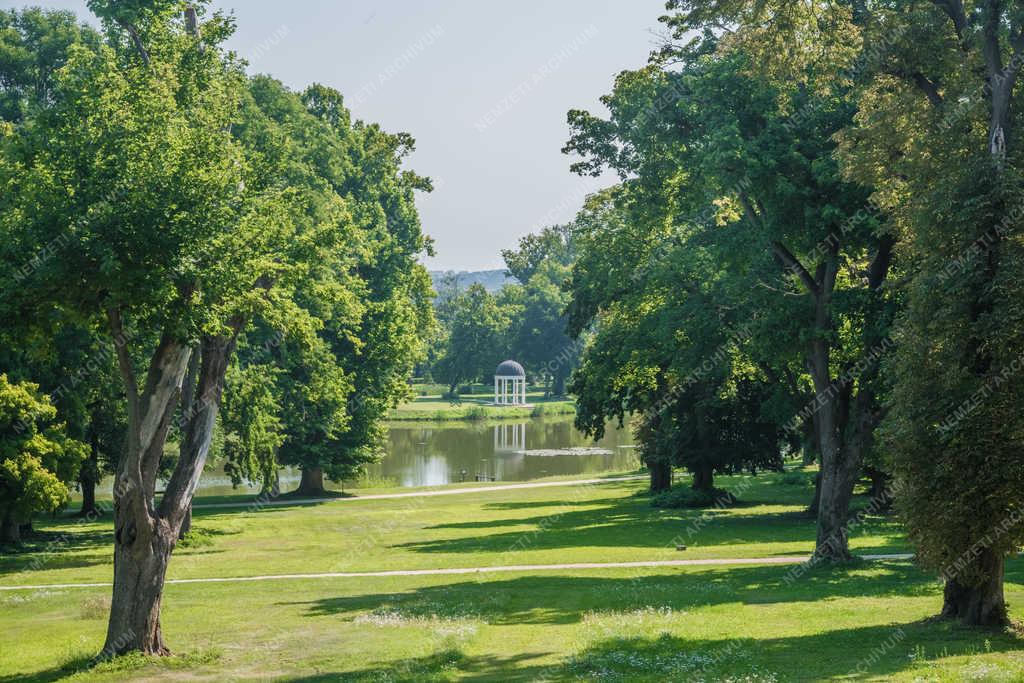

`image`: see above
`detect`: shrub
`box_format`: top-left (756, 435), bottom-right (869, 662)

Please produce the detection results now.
top-left (465, 406), bottom-right (489, 420)
top-left (651, 486), bottom-right (737, 509)
top-left (779, 472), bottom-right (811, 487)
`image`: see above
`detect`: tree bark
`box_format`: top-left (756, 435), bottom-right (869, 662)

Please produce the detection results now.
top-left (177, 505), bottom-right (192, 540)
top-left (295, 467), bottom-right (326, 496)
top-left (553, 368), bottom-right (567, 396)
top-left (80, 476), bottom-right (99, 518)
top-left (941, 548), bottom-right (1008, 626)
top-left (692, 463), bottom-right (714, 492)
top-left (648, 459), bottom-right (672, 493)
top-left (865, 466), bottom-right (891, 511)
top-left (104, 521), bottom-right (175, 655)
top-left (807, 471), bottom-right (822, 517)
top-left (102, 321), bottom-right (193, 658)
top-left (79, 441), bottom-right (101, 517)
top-left (0, 511), bottom-right (20, 544)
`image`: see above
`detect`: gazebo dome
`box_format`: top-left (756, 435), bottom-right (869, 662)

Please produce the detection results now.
top-left (495, 360), bottom-right (525, 377)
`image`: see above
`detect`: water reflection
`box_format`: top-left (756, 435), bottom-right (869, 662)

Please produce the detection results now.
top-left (78, 415), bottom-right (637, 498)
top-left (367, 417), bottom-right (636, 487)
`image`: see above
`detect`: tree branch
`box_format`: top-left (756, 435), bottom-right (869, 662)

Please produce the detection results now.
top-left (107, 306), bottom-right (139, 429)
top-left (116, 19), bottom-right (151, 67)
top-left (911, 72), bottom-right (944, 107)
top-left (932, 0), bottom-right (968, 41)
top-left (771, 241), bottom-right (820, 295)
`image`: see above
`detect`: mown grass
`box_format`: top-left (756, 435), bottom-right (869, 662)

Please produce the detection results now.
top-left (388, 392), bottom-right (575, 421)
top-left (1, 470), bottom-right (1022, 681)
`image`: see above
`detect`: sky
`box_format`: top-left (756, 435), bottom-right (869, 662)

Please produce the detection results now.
top-left (8, 0), bottom-right (668, 271)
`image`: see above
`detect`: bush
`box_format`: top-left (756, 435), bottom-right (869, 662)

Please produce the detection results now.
top-left (779, 471), bottom-right (812, 487)
top-left (465, 406), bottom-right (489, 420)
top-left (651, 486), bottom-right (737, 509)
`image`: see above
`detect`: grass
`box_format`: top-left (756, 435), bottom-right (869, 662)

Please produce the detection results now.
top-left (388, 391), bottom-right (576, 421)
top-left (1, 469), bottom-right (1022, 681)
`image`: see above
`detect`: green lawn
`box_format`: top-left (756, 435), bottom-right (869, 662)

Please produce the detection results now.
top-left (1, 470), bottom-right (1022, 681)
top-left (388, 392), bottom-right (575, 421)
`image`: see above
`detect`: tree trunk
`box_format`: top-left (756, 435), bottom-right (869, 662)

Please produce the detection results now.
top-left (177, 505), bottom-right (192, 540)
top-left (807, 471), bottom-right (822, 517)
top-left (648, 459), bottom-right (671, 493)
top-left (103, 521), bottom-right (176, 656)
top-left (553, 369), bottom-right (567, 397)
top-left (295, 467), bottom-right (326, 496)
top-left (692, 463), bottom-right (714, 492)
top-left (1, 511), bottom-right (19, 544)
top-left (815, 457), bottom-right (856, 562)
top-left (941, 548), bottom-right (1008, 626)
top-left (865, 466), bottom-right (891, 511)
top-left (79, 446), bottom-right (101, 517)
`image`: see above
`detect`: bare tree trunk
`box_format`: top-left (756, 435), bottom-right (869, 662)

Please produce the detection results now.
top-left (648, 459), bottom-right (671, 493)
top-left (1, 511), bottom-right (19, 544)
top-left (941, 548), bottom-right (1008, 626)
top-left (692, 463), bottom-right (714, 492)
top-left (295, 467), bottom-right (326, 496)
top-left (79, 441), bottom-right (101, 517)
top-left (104, 521), bottom-right (175, 655)
top-left (807, 471), bottom-right (822, 517)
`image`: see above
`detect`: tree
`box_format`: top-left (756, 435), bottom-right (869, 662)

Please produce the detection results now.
top-left (503, 226), bottom-right (580, 395)
top-left (674, 0), bottom-right (1024, 627)
top-left (564, 41), bottom-right (895, 560)
top-left (0, 1), bottom-right (361, 654)
top-left (219, 77), bottom-right (434, 498)
top-left (835, 1), bottom-right (1024, 626)
top-left (435, 284), bottom-right (511, 394)
top-left (0, 374), bottom-right (87, 543)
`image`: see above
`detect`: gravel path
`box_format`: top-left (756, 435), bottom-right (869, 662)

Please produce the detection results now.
top-left (0, 554), bottom-right (914, 591)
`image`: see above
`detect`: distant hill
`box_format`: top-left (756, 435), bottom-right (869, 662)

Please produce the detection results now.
top-left (429, 269), bottom-right (517, 293)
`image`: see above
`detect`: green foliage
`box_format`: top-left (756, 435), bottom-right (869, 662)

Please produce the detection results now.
top-left (0, 374), bottom-right (87, 529)
top-left (650, 485), bottom-right (738, 509)
top-left (434, 284), bottom-right (512, 391)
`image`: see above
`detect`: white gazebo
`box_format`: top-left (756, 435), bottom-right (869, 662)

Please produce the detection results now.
top-left (494, 359), bottom-right (527, 406)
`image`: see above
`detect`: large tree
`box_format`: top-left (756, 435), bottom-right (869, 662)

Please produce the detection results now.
top-left (564, 41), bottom-right (895, 560)
top-left (434, 283), bottom-right (513, 394)
top-left (502, 225), bottom-right (580, 395)
top-left (0, 1), bottom-right (363, 654)
top-left (673, 0), bottom-right (1024, 627)
top-left (220, 77), bottom-right (434, 498)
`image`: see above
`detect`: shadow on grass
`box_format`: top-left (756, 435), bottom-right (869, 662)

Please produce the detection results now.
top-left (284, 562), bottom-right (1024, 681)
top-left (390, 493), bottom-right (906, 557)
top-left (288, 562), bottom-right (947, 627)
top-left (283, 649), bottom-right (554, 683)
top-left (559, 622), bottom-right (1024, 682)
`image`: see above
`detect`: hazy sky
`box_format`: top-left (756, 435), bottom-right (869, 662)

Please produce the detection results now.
top-left (8, 0), bottom-right (667, 270)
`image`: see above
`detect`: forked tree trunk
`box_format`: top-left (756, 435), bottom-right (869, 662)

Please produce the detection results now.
top-left (648, 459), bottom-right (671, 493)
top-left (102, 325), bottom-right (235, 658)
top-left (941, 548), bottom-right (1008, 626)
top-left (1, 511), bottom-right (19, 544)
top-left (295, 467), bottom-right (326, 496)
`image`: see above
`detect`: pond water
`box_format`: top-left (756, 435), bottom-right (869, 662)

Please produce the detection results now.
top-left (367, 417), bottom-right (637, 487)
top-left (82, 416), bottom-right (637, 498)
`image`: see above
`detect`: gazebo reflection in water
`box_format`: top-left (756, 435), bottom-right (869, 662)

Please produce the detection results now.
top-left (494, 422), bottom-right (526, 452)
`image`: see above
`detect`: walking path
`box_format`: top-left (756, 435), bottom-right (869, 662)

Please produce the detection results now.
top-left (0, 554), bottom-right (914, 591)
top-left (192, 475), bottom-right (648, 510)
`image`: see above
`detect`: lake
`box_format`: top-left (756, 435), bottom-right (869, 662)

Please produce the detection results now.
top-left (81, 415), bottom-right (637, 499)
